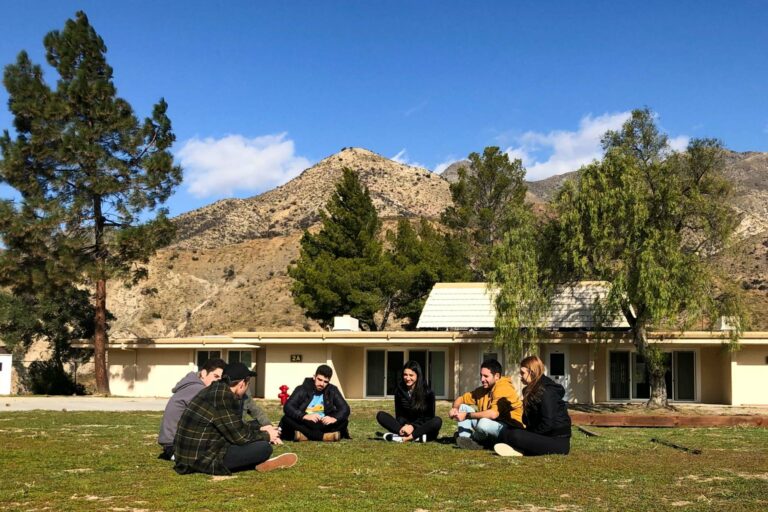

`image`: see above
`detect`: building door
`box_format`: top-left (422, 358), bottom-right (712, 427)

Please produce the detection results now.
top-left (673, 351), bottom-right (696, 401)
top-left (609, 351), bottom-right (630, 400)
top-left (547, 347), bottom-right (570, 400)
top-left (366, 350), bottom-right (386, 397)
top-left (365, 349), bottom-right (447, 398)
top-left (386, 351), bottom-right (405, 395)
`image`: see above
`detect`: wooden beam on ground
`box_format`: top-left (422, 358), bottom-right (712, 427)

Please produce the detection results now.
top-left (577, 426), bottom-right (601, 437)
top-left (651, 437), bottom-right (702, 455)
top-left (569, 413), bottom-right (768, 428)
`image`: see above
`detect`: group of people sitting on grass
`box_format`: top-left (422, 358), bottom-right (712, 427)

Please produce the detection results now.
top-left (157, 355), bottom-right (571, 476)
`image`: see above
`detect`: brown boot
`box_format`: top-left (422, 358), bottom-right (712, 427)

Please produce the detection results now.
top-left (322, 431), bottom-right (341, 442)
top-left (255, 452), bottom-right (298, 472)
top-left (294, 431), bottom-right (309, 442)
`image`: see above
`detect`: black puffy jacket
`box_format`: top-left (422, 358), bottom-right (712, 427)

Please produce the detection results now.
top-left (283, 377), bottom-right (351, 436)
top-left (394, 382), bottom-right (437, 427)
top-left (523, 375), bottom-right (572, 437)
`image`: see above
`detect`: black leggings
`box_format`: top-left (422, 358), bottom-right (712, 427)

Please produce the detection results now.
top-left (497, 428), bottom-right (570, 456)
top-left (279, 415), bottom-right (349, 441)
top-left (222, 440), bottom-right (273, 472)
top-left (376, 411), bottom-right (442, 441)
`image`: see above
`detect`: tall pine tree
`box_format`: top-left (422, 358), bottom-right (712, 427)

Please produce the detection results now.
top-left (0, 12), bottom-right (181, 394)
top-left (441, 146), bottom-right (527, 279)
top-left (290, 168), bottom-right (397, 330)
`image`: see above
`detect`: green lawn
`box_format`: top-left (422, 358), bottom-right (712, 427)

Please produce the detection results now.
top-left (1, 401), bottom-right (767, 512)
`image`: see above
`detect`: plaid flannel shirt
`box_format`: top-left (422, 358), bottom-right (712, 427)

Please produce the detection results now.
top-left (173, 381), bottom-right (269, 475)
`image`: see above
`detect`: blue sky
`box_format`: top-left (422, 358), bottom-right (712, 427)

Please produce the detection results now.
top-left (1, 1), bottom-right (767, 216)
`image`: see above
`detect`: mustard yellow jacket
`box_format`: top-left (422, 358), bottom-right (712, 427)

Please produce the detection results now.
top-left (461, 376), bottom-right (524, 426)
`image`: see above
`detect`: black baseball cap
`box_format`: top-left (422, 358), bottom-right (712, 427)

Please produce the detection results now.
top-left (223, 362), bottom-right (257, 381)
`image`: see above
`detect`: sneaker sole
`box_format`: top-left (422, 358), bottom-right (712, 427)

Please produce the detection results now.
top-left (494, 443), bottom-right (523, 457)
top-left (456, 437), bottom-right (483, 450)
top-left (255, 452), bottom-right (298, 472)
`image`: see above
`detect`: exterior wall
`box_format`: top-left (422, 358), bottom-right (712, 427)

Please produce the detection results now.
top-left (333, 346), bottom-right (364, 399)
top-left (109, 349), bottom-right (195, 397)
top-left (568, 344), bottom-right (591, 404)
top-left (721, 350), bottom-right (733, 405)
top-left (593, 344), bottom-right (611, 402)
top-left (255, 348), bottom-right (267, 398)
top-left (699, 346), bottom-right (726, 404)
top-left (731, 346), bottom-right (768, 406)
top-left (0, 353), bottom-right (12, 395)
top-left (263, 344), bottom-right (332, 400)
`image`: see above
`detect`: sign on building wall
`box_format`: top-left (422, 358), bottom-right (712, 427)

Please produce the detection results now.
top-left (290, 354), bottom-right (303, 362)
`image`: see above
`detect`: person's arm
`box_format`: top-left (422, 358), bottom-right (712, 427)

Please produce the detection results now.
top-left (331, 387), bottom-right (350, 421)
top-left (246, 399), bottom-right (273, 426)
top-left (394, 388), bottom-right (406, 420)
top-left (465, 408), bottom-right (498, 420)
top-left (449, 393), bottom-right (467, 419)
top-left (213, 390), bottom-right (269, 445)
top-left (532, 388), bottom-right (558, 435)
top-left (283, 385), bottom-right (307, 421)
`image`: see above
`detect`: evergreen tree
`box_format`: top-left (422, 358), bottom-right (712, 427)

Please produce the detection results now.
top-left (493, 108), bottom-right (745, 407)
top-left (0, 12), bottom-right (181, 393)
top-left (290, 168), bottom-right (391, 330)
top-left (387, 219), bottom-right (472, 328)
top-left (441, 146), bottom-right (527, 279)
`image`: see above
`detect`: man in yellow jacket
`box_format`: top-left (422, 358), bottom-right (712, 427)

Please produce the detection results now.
top-left (449, 358), bottom-right (524, 450)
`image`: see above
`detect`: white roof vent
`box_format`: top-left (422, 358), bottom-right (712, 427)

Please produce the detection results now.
top-left (332, 315), bottom-right (360, 331)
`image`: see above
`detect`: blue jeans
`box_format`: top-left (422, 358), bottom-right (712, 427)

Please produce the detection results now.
top-left (456, 404), bottom-right (505, 441)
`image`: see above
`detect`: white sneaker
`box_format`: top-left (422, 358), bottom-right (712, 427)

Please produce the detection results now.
top-left (383, 433), bottom-right (403, 442)
top-left (415, 434), bottom-right (427, 443)
top-left (494, 443), bottom-right (523, 457)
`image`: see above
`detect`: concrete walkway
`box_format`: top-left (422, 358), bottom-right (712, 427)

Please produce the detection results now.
top-left (0, 396), bottom-right (168, 412)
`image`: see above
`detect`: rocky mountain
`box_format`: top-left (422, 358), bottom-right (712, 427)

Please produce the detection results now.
top-left (105, 148), bottom-right (768, 339)
top-left (173, 148), bottom-right (451, 249)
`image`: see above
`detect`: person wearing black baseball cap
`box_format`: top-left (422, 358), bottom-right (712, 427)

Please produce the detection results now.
top-left (173, 362), bottom-right (297, 475)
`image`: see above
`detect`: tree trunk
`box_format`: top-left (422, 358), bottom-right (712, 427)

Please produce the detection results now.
top-left (92, 196), bottom-right (110, 395)
top-left (93, 278), bottom-right (110, 395)
top-left (633, 324), bottom-right (668, 408)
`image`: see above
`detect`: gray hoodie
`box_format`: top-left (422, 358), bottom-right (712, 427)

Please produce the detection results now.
top-left (158, 372), bottom-right (204, 447)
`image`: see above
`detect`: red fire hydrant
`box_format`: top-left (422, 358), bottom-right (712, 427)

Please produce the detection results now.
top-left (278, 385), bottom-right (290, 406)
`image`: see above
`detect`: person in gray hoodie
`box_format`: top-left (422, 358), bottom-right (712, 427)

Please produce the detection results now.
top-left (158, 358), bottom-right (226, 459)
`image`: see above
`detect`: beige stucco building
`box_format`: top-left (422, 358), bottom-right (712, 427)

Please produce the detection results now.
top-left (93, 281), bottom-right (768, 406)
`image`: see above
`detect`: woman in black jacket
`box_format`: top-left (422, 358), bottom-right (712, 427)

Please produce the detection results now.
top-left (494, 355), bottom-right (571, 456)
top-left (376, 360), bottom-right (442, 443)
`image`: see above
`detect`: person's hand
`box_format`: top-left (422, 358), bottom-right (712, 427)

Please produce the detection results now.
top-left (321, 416), bottom-right (337, 425)
top-left (449, 408), bottom-right (460, 420)
top-left (399, 424), bottom-right (414, 436)
top-left (260, 425), bottom-right (279, 435)
top-left (461, 411), bottom-right (471, 421)
top-left (303, 414), bottom-right (321, 423)
top-left (267, 429), bottom-right (282, 445)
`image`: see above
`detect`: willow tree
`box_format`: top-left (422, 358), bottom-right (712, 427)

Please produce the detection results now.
top-left (0, 12), bottom-right (181, 393)
top-left (495, 108), bottom-right (744, 407)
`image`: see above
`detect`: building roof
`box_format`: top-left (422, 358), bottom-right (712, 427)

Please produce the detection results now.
top-left (416, 282), bottom-right (630, 330)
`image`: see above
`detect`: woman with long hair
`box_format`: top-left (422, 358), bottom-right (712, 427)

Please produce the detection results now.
top-left (376, 360), bottom-right (442, 443)
top-left (494, 355), bottom-right (571, 456)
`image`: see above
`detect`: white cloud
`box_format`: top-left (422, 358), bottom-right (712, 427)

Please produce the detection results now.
top-left (505, 112), bottom-right (691, 181)
top-left (668, 135), bottom-right (690, 152)
top-left (177, 133), bottom-right (311, 198)
top-left (505, 112), bottom-right (632, 181)
top-left (391, 149), bottom-right (426, 169)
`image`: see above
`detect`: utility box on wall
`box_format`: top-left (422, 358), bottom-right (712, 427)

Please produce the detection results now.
top-left (0, 346), bottom-right (12, 395)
